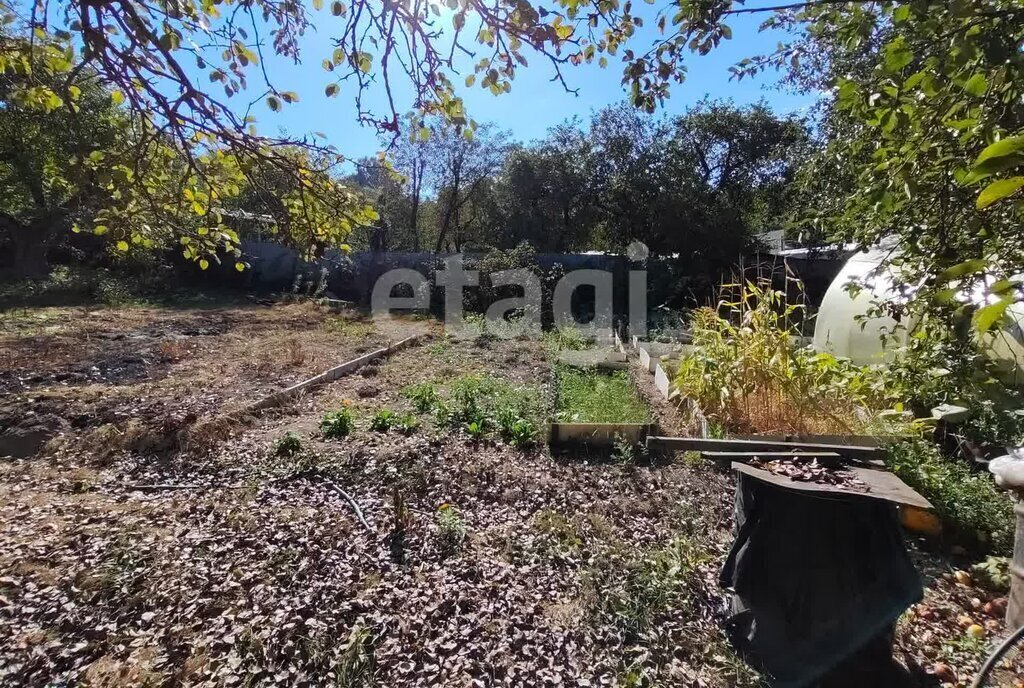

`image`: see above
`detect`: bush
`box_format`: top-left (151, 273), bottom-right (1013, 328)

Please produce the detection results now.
top-left (320, 407), bottom-right (355, 439)
top-left (886, 439), bottom-right (1015, 555)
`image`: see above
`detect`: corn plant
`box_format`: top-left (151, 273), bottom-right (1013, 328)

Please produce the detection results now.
top-left (674, 279), bottom-right (890, 435)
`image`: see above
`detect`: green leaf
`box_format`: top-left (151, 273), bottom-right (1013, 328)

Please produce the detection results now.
top-left (963, 73), bottom-right (987, 97)
top-left (235, 262), bottom-right (246, 272)
top-left (116, 240), bottom-right (129, 251)
top-left (977, 176), bottom-right (1024, 210)
top-left (110, 90), bottom-right (125, 106)
top-left (93, 225), bottom-right (109, 235)
top-left (975, 135), bottom-right (1024, 166)
top-left (937, 258), bottom-right (988, 282)
top-left (199, 259), bottom-right (210, 270)
top-left (973, 297), bottom-right (1012, 333)
top-left (882, 37), bottom-right (913, 72)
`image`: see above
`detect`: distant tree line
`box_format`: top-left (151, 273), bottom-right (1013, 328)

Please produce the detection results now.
top-left (345, 100), bottom-right (809, 269)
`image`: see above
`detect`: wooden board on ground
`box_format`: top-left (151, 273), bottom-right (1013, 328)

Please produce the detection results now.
top-left (731, 460), bottom-right (933, 510)
top-left (646, 435), bottom-right (884, 460)
top-left (548, 422), bottom-right (656, 447)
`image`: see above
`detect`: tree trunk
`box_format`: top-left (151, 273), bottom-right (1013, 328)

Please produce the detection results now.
top-left (410, 161), bottom-right (422, 252)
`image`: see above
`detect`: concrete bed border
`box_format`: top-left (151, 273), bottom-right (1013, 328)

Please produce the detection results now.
top-left (246, 333), bottom-right (429, 414)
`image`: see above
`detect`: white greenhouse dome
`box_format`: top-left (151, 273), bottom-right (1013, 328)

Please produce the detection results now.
top-left (813, 248), bottom-right (1024, 385)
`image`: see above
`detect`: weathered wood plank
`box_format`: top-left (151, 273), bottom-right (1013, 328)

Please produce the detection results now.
top-left (647, 435), bottom-right (883, 458)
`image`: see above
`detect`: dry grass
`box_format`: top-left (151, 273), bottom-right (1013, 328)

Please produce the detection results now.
top-left (156, 339), bottom-right (189, 362)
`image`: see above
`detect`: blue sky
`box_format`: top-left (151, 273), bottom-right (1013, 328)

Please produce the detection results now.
top-left (224, 8), bottom-right (817, 160)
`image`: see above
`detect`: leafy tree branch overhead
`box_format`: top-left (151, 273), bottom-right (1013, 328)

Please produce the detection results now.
top-left (1, 0), bottom-right (1022, 313)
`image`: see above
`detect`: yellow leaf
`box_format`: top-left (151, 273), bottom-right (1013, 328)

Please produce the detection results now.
top-left (235, 262), bottom-right (246, 272)
top-left (116, 240), bottom-right (129, 251)
top-left (199, 259), bottom-right (210, 270)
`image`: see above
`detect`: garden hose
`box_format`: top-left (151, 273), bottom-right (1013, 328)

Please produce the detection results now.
top-left (969, 622), bottom-right (1024, 688)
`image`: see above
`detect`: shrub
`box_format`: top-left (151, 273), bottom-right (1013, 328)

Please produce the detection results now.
top-left (401, 382), bottom-right (438, 414)
top-left (272, 431), bottom-right (304, 458)
top-left (320, 407), bottom-right (355, 439)
top-left (886, 439), bottom-right (1015, 554)
top-left (436, 503), bottom-right (467, 552)
top-left (369, 409), bottom-right (397, 432)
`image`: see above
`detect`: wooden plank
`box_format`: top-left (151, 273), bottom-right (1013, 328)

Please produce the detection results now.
top-left (548, 422), bottom-right (656, 447)
top-left (732, 461), bottom-right (933, 510)
top-left (646, 435), bottom-right (883, 459)
top-left (246, 333), bottom-right (427, 413)
top-left (732, 433), bottom-right (889, 448)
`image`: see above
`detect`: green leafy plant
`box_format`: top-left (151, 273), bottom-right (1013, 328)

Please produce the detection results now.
top-left (272, 431), bottom-right (304, 458)
top-left (335, 622), bottom-right (376, 688)
top-left (542, 326), bottom-right (591, 353)
top-left (464, 419), bottom-right (487, 440)
top-left (583, 537), bottom-right (708, 644)
top-left (320, 407), bottom-right (356, 439)
top-left (401, 382), bottom-right (438, 414)
top-left (369, 409), bottom-right (397, 432)
top-left (611, 434), bottom-right (641, 464)
top-left (394, 413), bottom-right (420, 435)
top-left (887, 439), bottom-right (1015, 555)
top-left (436, 503), bottom-right (467, 552)
top-left (497, 408), bottom-right (538, 449)
top-left (971, 556), bottom-right (1011, 592)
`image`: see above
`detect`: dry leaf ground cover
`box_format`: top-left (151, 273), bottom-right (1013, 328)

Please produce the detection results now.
top-left (0, 300), bottom-right (1018, 687)
top-left (0, 301), bottom-right (421, 458)
top-left (0, 305), bottom-right (753, 687)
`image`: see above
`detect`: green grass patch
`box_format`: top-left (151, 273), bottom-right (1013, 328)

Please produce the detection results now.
top-left (404, 373), bottom-right (545, 446)
top-left (554, 365), bottom-right (649, 424)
